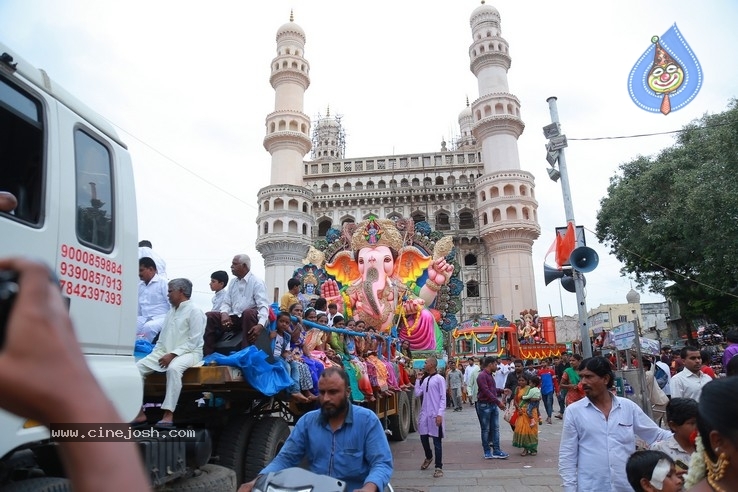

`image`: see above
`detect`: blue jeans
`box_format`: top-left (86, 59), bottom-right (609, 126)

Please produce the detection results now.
top-left (420, 434), bottom-right (443, 470)
top-left (542, 391), bottom-right (554, 418)
top-left (475, 401), bottom-right (501, 454)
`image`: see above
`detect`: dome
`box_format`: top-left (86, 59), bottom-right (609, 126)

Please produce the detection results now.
top-left (470, 1), bottom-right (500, 26)
top-left (626, 288), bottom-right (641, 304)
top-left (458, 105), bottom-right (472, 122)
top-left (276, 21), bottom-right (305, 40)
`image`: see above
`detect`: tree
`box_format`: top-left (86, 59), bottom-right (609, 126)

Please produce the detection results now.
top-left (597, 100), bottom-right (738, 326)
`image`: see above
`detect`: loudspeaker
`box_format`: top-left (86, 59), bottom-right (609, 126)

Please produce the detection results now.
top-left (561, 274), bottom-right (586, 293)
top-left (544, 264), bottom-right (565, 286)
top-left (569, 246), bottom-right (599, 273)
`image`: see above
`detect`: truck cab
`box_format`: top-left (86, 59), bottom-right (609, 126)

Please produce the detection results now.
top-left (0, 42), bottom-right (141, 473)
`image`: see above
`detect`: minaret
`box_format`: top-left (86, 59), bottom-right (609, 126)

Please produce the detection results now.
top-left (256, 11), bottom-right (315, 301)
top-left (311, 106), bottom-right (346, 161)
top-left (456, 97), bottom-right (475, 149)
top-left (468, 1), bottom-right (541, 318)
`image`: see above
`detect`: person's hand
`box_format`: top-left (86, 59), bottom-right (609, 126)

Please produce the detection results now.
top-left (0, 257), bottom-right (107, 424)
top-left (158, 353), bottom-right (176, 368)
top-left (435, 415), bottom-right (442, 426)
top-left (247, 323), bottom-right (264, 343)
top-left (498, 401), bottom-right (505, 410)
top-left (221, 312), bottom-right (232, 328)
top-left (503, 388), bottom-right (512, 396)
top-left (427, 258), bottom-right (454, 285)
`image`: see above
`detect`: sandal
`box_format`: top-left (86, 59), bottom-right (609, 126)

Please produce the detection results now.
top-left (433, 468), bottom-right (444, 478)
top-left (530, 451), bottom-right (537, 456)
top-left (421, 457), bottom-right (433, 470)
top-left (520, 449), bottom-right (528, 456)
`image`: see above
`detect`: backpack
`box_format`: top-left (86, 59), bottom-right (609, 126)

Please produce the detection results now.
top-left (654, 364), bottom-right (668, 390)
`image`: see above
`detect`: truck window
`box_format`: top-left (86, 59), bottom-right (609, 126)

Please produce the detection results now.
top-left (0, 76), bottom-right (44, 225)
top-left (74, 129), bottom-right (114, 251)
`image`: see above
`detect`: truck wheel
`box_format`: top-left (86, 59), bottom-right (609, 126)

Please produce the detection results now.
top-left (0, 478), bottom-right (71, 492)
top-left (156, 464), bottom-right (236, 492)
top-left (215, 415), bottom-right (256, 485)
top-left (409, 392), bottom-right (421, 433)
top-left (242, 417), bottom-right (290, 482)
top-left (387, 392), bottom-right (410, 441)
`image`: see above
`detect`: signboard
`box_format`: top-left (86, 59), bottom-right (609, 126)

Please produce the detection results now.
top-left (640, 337), bottom-right (661, 356)
top-left (611, 322), bottom-right (636, 350)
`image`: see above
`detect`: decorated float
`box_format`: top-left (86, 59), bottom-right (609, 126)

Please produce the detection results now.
top-left (450, 310), bottom-right (567, 361)
top-left (291, 215), bottom-right (462, 368)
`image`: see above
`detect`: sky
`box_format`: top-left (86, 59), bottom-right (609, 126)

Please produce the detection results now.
top-left (2, 0), bottom-right (737, 319)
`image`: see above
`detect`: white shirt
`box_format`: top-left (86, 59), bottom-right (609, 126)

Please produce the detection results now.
top-left (137, 274), bottom-right (170, 318)
top-left (494, 362), bottom-right (511, 389)
top-left (152, 300), bottom-right (205, 358)
top-left (220, 272), bottom-right (270, 327)
top-left (654, 360), bottom-right (672, 396)
top-left (559, 393), bottom-right (672, 492)
top-left (464, 363), bottom-right (476, 385)
top-left (138, 246), bottom-right (167, 279)
top-left (670, 367), bottom-right (712, 401)
top-left (211, 288), bottom-right (227, 312)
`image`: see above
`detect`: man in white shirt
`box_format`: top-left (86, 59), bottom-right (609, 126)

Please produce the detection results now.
top-left (670, 345), bottom-right (712, 401)
top-left (136, 257), bottom-right (170, 342)
top-left (203, 254), bottom-right (270, 356)
top-left (465, 358), bottom-right (480, 406)
top-left (559, 356), bottom-right (671, 492)
top-left (494, 356), bottom-right (512, 391)
top-left (134, 278), bottom-right (205, 426)
top-left (138, 240), bottom-right (167, 279)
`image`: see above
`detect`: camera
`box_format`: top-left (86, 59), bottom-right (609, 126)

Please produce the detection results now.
top-left (0, 270), bottom-right (19, 348)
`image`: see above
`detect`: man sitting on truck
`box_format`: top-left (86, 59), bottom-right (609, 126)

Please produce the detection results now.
top-left (136, 256), bottom-right (170, 342)
top-left (133, 277), bottom-right (206, 426)
top-left (202, 254), bottom-right (271, 356)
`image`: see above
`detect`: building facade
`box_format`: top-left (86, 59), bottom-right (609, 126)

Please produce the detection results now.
top-left (256, 4), bottom-right (540, 323)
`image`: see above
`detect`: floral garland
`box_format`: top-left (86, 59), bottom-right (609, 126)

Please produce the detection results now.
top-left (451, 324), bottom-right (498, 345)
top-left (340, 290), bottom-right (353, 318)
top-left (685, 434), bottom-right (706, 489)
top-left (395, 299), bottom-right (421, 336)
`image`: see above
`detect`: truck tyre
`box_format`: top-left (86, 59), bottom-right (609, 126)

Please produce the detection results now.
top-left (215, 415), bottom-right (256, 484)
top-left (0, 478), bottom-right (71, 492)
top-left (157, 464), bottom-right (236, 492)
top-left (409, 392), bottom-right (421, 433)
top-left (242, 417), bottom-right (290, 482)
top-left (387, 392), bottom-right (410, 441)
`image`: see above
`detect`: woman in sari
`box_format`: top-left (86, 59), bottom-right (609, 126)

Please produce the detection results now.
top-left (512, 374), bottom-right (539, 456)
top-left (560, 353), bottom-right (585, 408)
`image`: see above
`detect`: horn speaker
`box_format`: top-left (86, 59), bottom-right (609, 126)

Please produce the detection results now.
top-left (544, 264), bottom-right (565, 286)
top-left (561, 274), bottom-right (586, 293)
top-left (569, 246), bottom-right (599, 273)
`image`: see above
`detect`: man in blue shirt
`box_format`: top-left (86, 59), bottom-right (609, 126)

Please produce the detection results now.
top-left (238, 366), bottom-right (393, 492)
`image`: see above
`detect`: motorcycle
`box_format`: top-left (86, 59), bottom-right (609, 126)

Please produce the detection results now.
top-left (253, 467), bottom-right (394, 492)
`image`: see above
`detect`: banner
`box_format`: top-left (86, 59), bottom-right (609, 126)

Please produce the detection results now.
top-left (611, 322), bottom-right (636, 351)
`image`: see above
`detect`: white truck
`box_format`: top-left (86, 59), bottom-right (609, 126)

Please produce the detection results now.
top-left (0, 43), bottom-right (415, 491)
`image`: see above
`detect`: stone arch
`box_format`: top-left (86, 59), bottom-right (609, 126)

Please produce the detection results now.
top-left (387, 212), bottom-right (402, 221)
top-left (263, 200), bottom-right (270, 212)
top-left (435, 210), bottom-right (451, 230)
top-left (302, 223), bottom-right (308, 235)
top-left (466, 280), bottom-right (480, 298)
top-left (355, 181), bottom-right (363, 190)
top-left (495, 103), bottom-right (504, 114)
top-left (341, 215), bottom-right (355, 225)
top-left (483, 212), bottom-right (488, 225)
top-left (263, 222), bottom-right (269, 234)
top-left (332, 183), bottom-right (340, 192)
top-left (412, 178), bottom-right (420, 187)
top-left (317, 218), bottom-right (332, 236)
top-left (411, 210), bottom-right (426, 223)
top-left (435, 176), bottom-right (444, 185)
top-left (321, 184), bottom-right (329, 193)
top-left (484, 105), bottom-right (492, 117)
top-left (378, 180), bottom-right (386, 189)
top-left (479, 191), bottom-right (486, 201)
top-left (344, 182), bottom-right (352, 192)
top-left (366, 181), bottom-right (375, 190)
top-left (519, 185), bottom-right (527, 196)
top-left (389, 179), bottom-right (397, 189)
top-left (493, 209), bottom-right (502, 222)
top-left (459, 209), bottom-right (475, 229)
top-left (490, 187), bottom-right (500, 198)
top-left (278, 120), bottom-right (286, 131)
top-left (522, 207), bottom-right (530, 220)
top-left (274, 198), bottom-right (284, 210)
top-left (288, 220), bottom-right (298, 233)
top-left (459, 175), bottom-right (468, 185)
top-left (447, 175), bottom-right (456, 186)
top-left (273, 220), bottom-right (284, 233)
top-left (503, 184), bottom-right (515, 196)
top-left (288, 199), bottom-right (298, 211)
top-left (506, 206), bottom-right (518, 220)
top-left (464, 253), bottom-right (478, 266)
top-left (400, 179), bottom-right (409, 188)
top-left (423, 177), bottom-right (432, 187)
top-left (302, 203), bottom-right (308, 213)
top-left (289, 120), bottom-right (298, 131)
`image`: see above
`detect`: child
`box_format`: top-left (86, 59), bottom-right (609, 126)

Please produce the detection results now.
top-left (522, 374), bottom-right (542, 427)
top-left (649, 398), bottom-right (697, 473)
top-left (626, 450), bottom-right (683, 492)
top-left (209, 270), bottom-right (228, 311)
top-left (272, 313), bottom-right (309, 403)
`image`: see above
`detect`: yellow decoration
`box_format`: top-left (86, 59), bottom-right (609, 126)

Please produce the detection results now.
top-left (451, 324), bottom-right (498, 345)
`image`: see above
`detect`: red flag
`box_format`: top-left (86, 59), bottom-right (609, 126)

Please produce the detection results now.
top-left (555, 222), bottom-right (576, 267)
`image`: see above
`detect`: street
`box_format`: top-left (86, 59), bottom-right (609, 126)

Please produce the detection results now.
top-left (389, 401), bottom-right (564, 492)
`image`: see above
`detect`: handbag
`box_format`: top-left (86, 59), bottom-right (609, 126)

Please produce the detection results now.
top-left (503, 403), bottom-right (517, 424)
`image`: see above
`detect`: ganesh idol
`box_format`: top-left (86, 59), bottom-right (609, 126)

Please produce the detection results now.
top-left (320, 215), bottom-right (454, 352)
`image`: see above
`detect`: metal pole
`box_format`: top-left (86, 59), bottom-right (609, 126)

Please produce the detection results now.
top-left (546, 97), bottom-right (592, 358)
